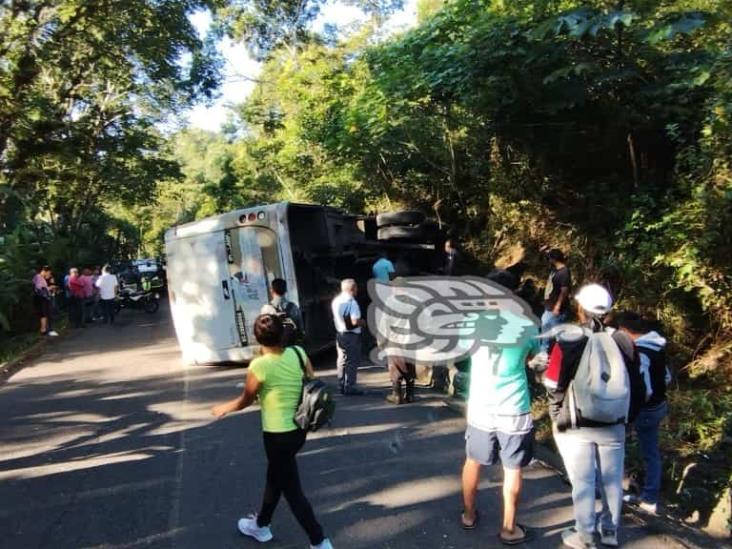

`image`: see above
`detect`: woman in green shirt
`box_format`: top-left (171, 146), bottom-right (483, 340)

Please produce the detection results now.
top-left (212, 314), bottom-right (333, 549)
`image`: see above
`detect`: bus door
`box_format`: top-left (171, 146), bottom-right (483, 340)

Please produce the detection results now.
top-left (229, 226), bottom-right (285, 342)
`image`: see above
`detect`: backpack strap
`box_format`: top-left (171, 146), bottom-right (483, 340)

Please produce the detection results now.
top-left (291, 346), bottom-right (308, 379)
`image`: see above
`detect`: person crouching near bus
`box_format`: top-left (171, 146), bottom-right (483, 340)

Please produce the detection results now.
top-left (331, 278), bottom-right (366, 395)
top-left (212, 314), bottom-right (333, 549)
top-left (543, 284), bottom-right (643, 548)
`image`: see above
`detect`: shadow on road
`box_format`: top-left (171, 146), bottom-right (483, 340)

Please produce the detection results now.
top-left (0, 303), bottom-right (679, 548)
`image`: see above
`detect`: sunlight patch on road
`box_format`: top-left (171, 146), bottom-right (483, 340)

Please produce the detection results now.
top-left (0, 450), bottom-right (163, 481)
top-left (98, 391), bottom-right (152, 401)
top-left (301, 421), bottom-right (406, 445)
top-left (327, 474), bottom-right (459, 512)
top-left (335, 508), bottom-right (430, 544)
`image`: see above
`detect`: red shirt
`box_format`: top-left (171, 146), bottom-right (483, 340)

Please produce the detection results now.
top-left (68, 275), bottom-right (86, 299)
top-left (80, 275), bottom-right (94, 298)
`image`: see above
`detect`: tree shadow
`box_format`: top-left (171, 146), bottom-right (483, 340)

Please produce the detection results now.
top-left (0, 338), bottom-right (688, 548)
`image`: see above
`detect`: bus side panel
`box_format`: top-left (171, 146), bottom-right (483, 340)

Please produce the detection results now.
top-left (166, 231), bottom-right (240, 364)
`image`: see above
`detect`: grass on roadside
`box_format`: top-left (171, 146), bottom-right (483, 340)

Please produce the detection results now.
top-left (0, 316), bottom-right (68, 365)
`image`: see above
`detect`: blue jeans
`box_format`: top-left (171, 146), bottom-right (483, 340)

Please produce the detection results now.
top-left (635, 401), bottom-right (667, 504)
top-left (554, 424), bottom-right (625, 540)
top-left (540, 310), bottom-right (566, 354)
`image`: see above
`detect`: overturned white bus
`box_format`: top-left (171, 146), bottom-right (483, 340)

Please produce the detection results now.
top-left (164, 202), bottom-right (439, 365)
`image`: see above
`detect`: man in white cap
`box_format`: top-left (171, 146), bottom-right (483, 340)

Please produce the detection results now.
top-left (543, 284), bottom-right (644, 549)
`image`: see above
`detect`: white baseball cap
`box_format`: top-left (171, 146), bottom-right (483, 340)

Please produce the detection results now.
top-left (575, 284), bottom-right (613, 315)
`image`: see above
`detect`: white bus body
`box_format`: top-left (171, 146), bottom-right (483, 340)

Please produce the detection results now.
top-left (165, 202), bottom-right (437, 365)
top-left (165, 203), bottom-right (299, 364)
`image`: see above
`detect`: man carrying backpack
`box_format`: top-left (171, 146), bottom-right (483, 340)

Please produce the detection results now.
top-left (543, 284), bottom-right (644, 549)
top-left (613, 312), bottom-right (670, 515)
top-left (265, 278), bottom-right (304, 347)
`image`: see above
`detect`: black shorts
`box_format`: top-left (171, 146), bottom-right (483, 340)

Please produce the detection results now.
top-left (33, 295), bottom-right (50, 318)
top-left (465, 424), bottom-right (534, 470)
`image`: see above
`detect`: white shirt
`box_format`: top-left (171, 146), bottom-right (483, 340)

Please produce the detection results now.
top-left (95, 273), bottom-right (118, 300)
top-left (331, 292), bottom-right (361, 334)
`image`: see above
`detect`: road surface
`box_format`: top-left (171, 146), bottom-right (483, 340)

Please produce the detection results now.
top-left (0, 303), bottom-right (690, 548)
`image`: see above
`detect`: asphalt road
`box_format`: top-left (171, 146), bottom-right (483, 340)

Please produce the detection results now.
top-left (0, 302), bottom-right (689, 548)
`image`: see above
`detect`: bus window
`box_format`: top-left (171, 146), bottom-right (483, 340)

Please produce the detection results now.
top-left (236, 227), bottom-right (283, 299)
top-left (254, 228), bottom-right (283, 284)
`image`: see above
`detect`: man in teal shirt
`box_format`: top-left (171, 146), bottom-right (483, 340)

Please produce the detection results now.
top-left (372, 252), bottom-right (395, 282)
top-left (461, 309), bottom-right (539, 545)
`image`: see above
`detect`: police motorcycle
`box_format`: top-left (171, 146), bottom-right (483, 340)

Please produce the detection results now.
top-left (115, 278), bottom-right (160, 314)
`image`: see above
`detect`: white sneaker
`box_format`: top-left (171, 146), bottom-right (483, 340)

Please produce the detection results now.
top-left (561, 528), bottom-right (597, 549)
top-left (596, 525), bottom-right (618, 547)
top-left (528, 351), bottom-right (549, 372)
top-left (638, 500), bottom-right (658, 515)
top-left (311, 538), bottom-right (334, 549)
top-left (237, 514), bottom-right (273, 542)
top-left (622, 493), bottom-right (637, 504)
top-left (46, 330), bottom-right (59, 337)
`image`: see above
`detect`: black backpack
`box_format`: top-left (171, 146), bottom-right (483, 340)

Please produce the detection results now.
top-left (291, 347), bottom-right (335, 432)
top-left (275, 301), bottom-right (302, 347)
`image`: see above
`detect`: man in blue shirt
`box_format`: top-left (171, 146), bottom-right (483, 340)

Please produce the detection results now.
top-left (372, 252), bottom-right (395, 282)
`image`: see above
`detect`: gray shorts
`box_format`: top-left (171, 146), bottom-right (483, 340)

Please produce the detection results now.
top-left (465, 424), bottom-right (534, 470)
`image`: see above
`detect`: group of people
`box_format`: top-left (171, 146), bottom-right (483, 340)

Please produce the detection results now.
top-left (211, 245), bottom-right (670, 549)
top-left (458, 250), bottom-right (670, 549)
top-left (32, 264), bottom-right (120, 335)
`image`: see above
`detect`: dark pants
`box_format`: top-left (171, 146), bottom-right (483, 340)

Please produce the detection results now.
top-left (257, 429), bottom-right (324, 545)
top-left (101, 299), bottom-right (116, 324)
top-left (336, 331), bottom-right (361, 393)
top-left (388, 357), bottom-right (416, 385)
top-left (635, 401), bottom-right (667, 504)
top-left (83, 297), bottom-right (94, 322)
top-left (68, 296), bottom-right (83, 328)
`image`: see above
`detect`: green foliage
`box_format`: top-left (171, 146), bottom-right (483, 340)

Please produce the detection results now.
top-left (218, 3), bottom-right (731, 517)
top-left (0, 0), bottom-right (221, 335)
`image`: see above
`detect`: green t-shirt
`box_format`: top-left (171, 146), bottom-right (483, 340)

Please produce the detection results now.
top-left (466, 314), bottom-right (539, 429)
top-left (249, 346), bottom-right (304, 433)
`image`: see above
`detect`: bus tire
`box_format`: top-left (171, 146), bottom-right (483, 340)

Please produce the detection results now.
top-left (377, 225), bottom-right (427, 241)
top-left (376, 210), bottom-right (425, 228)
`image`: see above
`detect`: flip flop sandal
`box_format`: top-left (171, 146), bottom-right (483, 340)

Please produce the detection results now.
top-left (461, 510), bottom-right (479, 530)
top-left (498, 523), bottom-right (534, 546)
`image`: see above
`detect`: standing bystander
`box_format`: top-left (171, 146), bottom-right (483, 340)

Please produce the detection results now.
top-left (443, 238), bottom-right (462, 276)
top-left (461, 309), bottom-right (540, 545)
top-left (543, 285), bottom-right (644, 548)
top-left (331, 279), bottom-right (365, 395)
top-left (95, 265), bottom-right (119, 325)
top-left (614, 312), bottom-right (670, 515)
top-left (371, 252), bottom-right (395, 283)
top-left (80, 268), bottom-right (95, 323)
top-left (67, 268), bottom-right (86, 329)
top-left (540, 249), bottom-right (572, 354)
top-left (32, 266), bottom-right (58, 336)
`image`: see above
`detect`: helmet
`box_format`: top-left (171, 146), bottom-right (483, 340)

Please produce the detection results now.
top-left (575, 284), bottom-right (613, 315)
